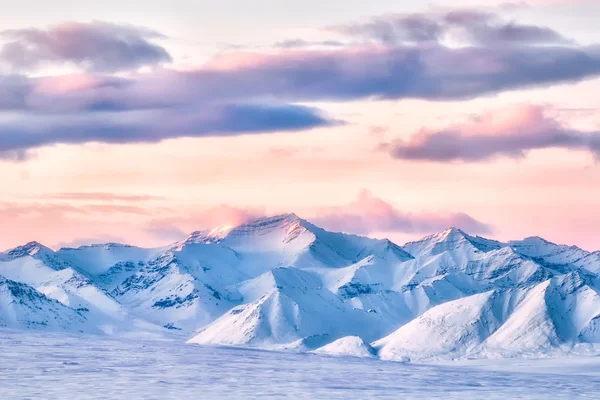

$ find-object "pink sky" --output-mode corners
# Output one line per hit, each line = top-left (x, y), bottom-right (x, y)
(0, 1), (599, 252)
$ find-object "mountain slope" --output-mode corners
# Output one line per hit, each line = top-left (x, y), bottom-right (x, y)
(113, 249), (242, 332)
(403, 228), (504, 259)
(1, 214), (599, 361)
(0, 244), (164, 335)
(188, 267), (377, 346)
(0, 242), (72, 269)
(56, 243), (161, 277)
(375, 270), (600, 361)
(0, 276), (95, 333)
(509, 237), (600, 274)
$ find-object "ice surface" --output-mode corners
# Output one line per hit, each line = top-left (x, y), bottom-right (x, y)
(1, 330), (600, 400)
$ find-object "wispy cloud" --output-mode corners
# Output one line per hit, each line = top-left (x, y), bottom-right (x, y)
(0, 194), (493, 250)
(383, 105), (600, 162)
(313, 190), (493, 235)
(0, 201), (151, 249)
(0, 201), (158, 217)
(0, 199), (261, 249)
(144, 205), (264, 242)
(273, 39), (345, 49)
(44, 192), (164, 202)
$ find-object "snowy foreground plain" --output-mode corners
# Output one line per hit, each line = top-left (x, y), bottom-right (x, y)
(2, 330), (600, 400)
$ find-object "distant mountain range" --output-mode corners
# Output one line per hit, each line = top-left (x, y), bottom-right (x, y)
(1, 214), (599, 361)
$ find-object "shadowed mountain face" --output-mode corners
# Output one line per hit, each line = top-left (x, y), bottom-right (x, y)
(1, 214), (599, 360)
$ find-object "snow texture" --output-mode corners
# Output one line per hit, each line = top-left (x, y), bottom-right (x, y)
(1, 214), (600, 362)
(2, 330), (600, 399)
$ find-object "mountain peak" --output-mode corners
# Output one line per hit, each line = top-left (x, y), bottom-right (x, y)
(184, 224), (236, 244)
(361, 238), (414, 262)
(442, 227), (467, 236)
(437, 227), (470, 242)
(404, 227), (503, 258)
(3, 241), (54, 258)
(239, 213), (302, 229)
(519, 236), (555, 246)
(221, 214), (308, 240)
(413, 227), (468, 244)
(183, 214), (306, 246)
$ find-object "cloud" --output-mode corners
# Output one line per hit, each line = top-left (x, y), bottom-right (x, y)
(267, 145), (324, 158)
(3, 22), (598, 114)
(448, 10), (571, 45)
(1, 9), (600, 158)
(144, 224), (188, 243)
(0, 201), (151, 250)
(268, 147), (301, 158)
(0, 21), (171, 73)
(82, 204), (152, 215)
(0, 103), (336, 160)
(0, 149), (30, 162)
(0, 201), (157, 218)
(333, 13), (443, 44)
(508, 0), (594, 5)
(274, 39), (345, 49)
(44, 192), (164, 202)
(0, 193), (493, 250)
(4, 42), (599, 114)
(313, 190), (493, 235)
(144, 205), (264, 242)
(369, 126), (388, 141)
(383, 105), (600, 162)
(125, 44), (600, 103)
(332, 9), (571, 46)
(0, 200), (262, 250)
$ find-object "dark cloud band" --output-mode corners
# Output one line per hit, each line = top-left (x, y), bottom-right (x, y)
(0, 103), (335, 159)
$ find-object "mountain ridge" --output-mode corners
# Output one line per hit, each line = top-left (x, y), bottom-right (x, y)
(1, 214), (599, 360)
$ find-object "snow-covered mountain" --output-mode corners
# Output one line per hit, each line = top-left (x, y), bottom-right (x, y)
(1, 214), (599, 360)
(0, 276), (96, 333)
(509, 236), (600, 274)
